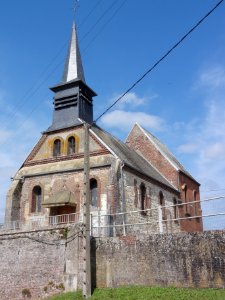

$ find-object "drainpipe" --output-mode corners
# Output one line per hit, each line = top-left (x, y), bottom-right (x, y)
(120, 161), (126, 236)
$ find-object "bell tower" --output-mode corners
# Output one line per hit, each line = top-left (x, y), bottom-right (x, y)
(46, 22), (97, 132)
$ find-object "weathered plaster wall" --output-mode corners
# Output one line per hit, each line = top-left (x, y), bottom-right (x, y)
(5, 155), (113, 223)
(93, 231), (225, 289)
(29, 126), (102, 162)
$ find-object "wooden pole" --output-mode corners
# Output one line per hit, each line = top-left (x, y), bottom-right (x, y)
(83, 122), (91, 299)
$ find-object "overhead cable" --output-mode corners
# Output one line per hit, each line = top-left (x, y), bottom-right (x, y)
(94, 0), (224, 123)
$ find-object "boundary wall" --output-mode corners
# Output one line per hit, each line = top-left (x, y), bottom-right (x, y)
(0, 229), (225, 299)
(93, 231), (225, 289)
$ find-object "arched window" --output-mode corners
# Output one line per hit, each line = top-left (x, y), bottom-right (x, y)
(159, 191), (165, 220)
(134, 179), (138, 208)
(193, 190), (197, 214)
(67, 136), (76, 155)
(193, 190), (200, 222)
(147, 187), (152, 210)
(90, 178), (98, 207)
(31, 186), (42, 213)
(181, 183), (188, 213)
(53, 139), (61, 157)
(173, 197), (178, 222)
(140, 183), (146, 215)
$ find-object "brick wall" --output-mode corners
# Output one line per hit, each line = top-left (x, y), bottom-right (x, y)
(126, 124), (203, 232)
(126, 124), (178, 188)
(179, 172), (203, 232)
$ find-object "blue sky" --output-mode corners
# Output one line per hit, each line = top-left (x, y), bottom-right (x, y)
(0, 0), (225, 226)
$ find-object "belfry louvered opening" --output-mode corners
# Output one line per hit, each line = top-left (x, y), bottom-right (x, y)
(54, 94), (78, 110)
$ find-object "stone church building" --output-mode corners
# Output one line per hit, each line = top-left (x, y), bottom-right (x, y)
(5, 22), (203, 235)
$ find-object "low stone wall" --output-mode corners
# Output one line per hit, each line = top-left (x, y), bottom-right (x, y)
(93, 231), (225, 289)
(0, 229), (225, 299)
(0, 225), (81, 300)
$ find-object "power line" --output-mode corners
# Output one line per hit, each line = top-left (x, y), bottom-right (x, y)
(0, 229), (82, 245)
(1, 0), (113, 130)
(201, 188), (225, 193)
(82, 0), (128, 54)
(0, 0), (125, 137)
(80, 0), (119, 42)
(94, 0), (224, 123)
(0, 0), (127, 143)
(77, 0), (103, 28)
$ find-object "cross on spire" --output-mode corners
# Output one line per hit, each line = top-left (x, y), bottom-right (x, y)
(73, 0), (80, 21)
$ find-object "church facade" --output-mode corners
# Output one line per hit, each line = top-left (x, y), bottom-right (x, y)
(4, 23), (202, 235)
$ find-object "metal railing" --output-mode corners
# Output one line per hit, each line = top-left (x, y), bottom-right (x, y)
(0, 212), (81, 232)
(1, 196), (225, 235)
(90, 196), (225, 236)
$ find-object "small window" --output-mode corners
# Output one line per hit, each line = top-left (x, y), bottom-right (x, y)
(182, 183), (188, 213)
(159, 191), (166, 220)
(147, 187), (152, 209)
(193, 190), (197, 214)
(173, 197), (178, 222)
(31, 186), (42, 213)
(67, 136), (76, 155)
(193, 190), (200, 222)
(140, 183), (146, 215)
(53, 139), (61, 157)
(134, 179), (138, 208)
(90, 178), (98, 207)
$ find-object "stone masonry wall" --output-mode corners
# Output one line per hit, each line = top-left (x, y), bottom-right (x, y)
(0, 225), (81, 300)
(93, 231), (225, 289)
(1, 228), (225, 299)
(123, 170), (180, 234)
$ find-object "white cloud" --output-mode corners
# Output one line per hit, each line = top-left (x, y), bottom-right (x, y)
(0, 129), (12, 143)
(199, 66), (225, 89)
(0, 101), (45, 223)
(204, 142), (225, 159)
(176, 66), (225, 198)
(100, 91), (163, 133)
(109, 92), (158, 110)
(101, 109), (165, 132)
(177, 143), (199, 154)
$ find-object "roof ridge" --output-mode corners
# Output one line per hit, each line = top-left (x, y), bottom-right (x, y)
(138, 124), (196, 181)
(91, 124), (178, 191)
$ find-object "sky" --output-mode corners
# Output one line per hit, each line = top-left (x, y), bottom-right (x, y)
(0, 0), (225, 227)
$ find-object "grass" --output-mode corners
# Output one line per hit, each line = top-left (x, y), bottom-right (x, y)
(47, 286), (225, 300)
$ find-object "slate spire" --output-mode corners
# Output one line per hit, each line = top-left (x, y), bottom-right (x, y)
(62, 22), (85, 83)
(46, 21), (97, 132)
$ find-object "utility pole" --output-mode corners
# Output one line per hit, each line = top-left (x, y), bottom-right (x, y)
(83, 122), (91, 299)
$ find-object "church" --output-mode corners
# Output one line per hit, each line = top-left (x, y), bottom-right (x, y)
(4, 22), (203, 235)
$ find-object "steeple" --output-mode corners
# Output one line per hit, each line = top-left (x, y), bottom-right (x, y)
(46, 22), (97, 132)
(62, 22), (85, 83)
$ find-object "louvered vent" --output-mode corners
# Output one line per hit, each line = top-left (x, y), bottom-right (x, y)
(54, 94), (78, 110)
